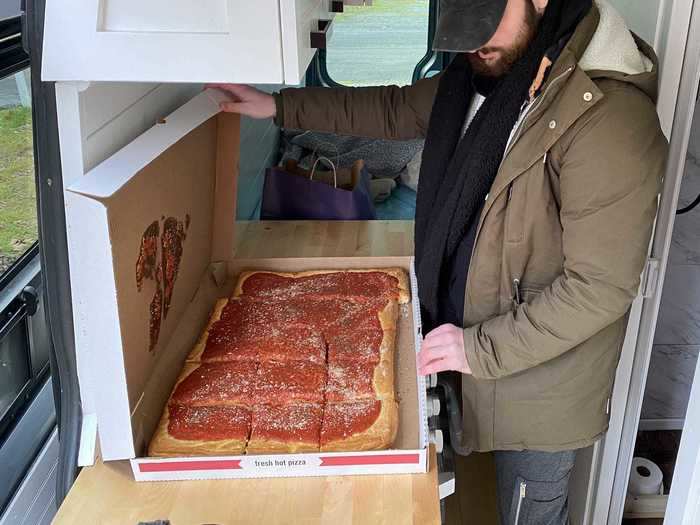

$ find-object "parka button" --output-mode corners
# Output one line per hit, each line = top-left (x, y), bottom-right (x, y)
(583, 91), (593, 102)
(548, 120), (557, 129)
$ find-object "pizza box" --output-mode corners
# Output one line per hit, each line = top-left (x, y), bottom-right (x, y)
(64, 90), (429, 481)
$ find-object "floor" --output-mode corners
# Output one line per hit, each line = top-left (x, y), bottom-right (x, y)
(443, 433), (681, 524)
(444, 452), (499, 525)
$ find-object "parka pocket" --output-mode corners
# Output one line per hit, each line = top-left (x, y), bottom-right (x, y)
(505, 181), (524, 244)
(511, 280), (543, 311)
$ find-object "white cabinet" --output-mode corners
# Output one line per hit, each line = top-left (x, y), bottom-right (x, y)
(42, 0), (338, 84)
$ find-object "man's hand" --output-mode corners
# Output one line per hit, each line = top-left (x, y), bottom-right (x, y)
(417, 324), (472, 375)
(205, 84), (276, 119)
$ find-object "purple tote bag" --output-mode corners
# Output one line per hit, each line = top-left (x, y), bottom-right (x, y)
(261, 157), (376, 220)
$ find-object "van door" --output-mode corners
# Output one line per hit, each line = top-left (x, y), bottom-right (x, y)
(0, 1), (60, 523)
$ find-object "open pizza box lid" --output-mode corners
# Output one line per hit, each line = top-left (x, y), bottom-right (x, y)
(65, 90), (429, 480)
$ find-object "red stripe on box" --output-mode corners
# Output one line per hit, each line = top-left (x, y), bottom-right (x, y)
(138, 459), (242, 472)
(320, 453), (420, 466)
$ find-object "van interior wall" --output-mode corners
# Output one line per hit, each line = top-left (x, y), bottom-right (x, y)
(77, 81), (281, 221)
(642, 94), (700, 428)
(236, 85), (281, 220)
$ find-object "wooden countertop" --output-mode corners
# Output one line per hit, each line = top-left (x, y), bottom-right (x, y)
(54, 221), (437, 525)
(53, 447), (440, 525)
(234, 220), (414, 258)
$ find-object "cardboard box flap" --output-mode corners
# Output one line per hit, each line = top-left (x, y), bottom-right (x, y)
(66, 90), (229, 200)
(65, 91), (240, 459)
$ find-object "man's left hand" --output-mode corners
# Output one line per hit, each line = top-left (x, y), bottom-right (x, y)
(417, 324), (472, 375)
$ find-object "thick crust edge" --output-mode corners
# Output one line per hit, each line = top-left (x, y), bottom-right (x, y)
(245, 439), (319, 454)
(186, 298), (229, 362)
(320, 399), (399, 452)
(373, 354), (395, 400)
(378, 299), (398, 332)
(233, 268), (410, 304)
(147, 405), (247, 457)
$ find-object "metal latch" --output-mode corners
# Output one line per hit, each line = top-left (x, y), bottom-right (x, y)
(641, 258), (660, 298)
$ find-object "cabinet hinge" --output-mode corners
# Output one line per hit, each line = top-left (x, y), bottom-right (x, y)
(641, 258), (661, 298)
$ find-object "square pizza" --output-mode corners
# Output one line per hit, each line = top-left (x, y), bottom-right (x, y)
(170, 361), (258, 407)
(320, 399), (398, 452)
(247, 403), (323, 453)
(148, 404), (251, 457)
(234, 269), (410, 304)
(149, 268), (407, 457)
(325, 360), (394, 402)
(254, 360), (327, 404)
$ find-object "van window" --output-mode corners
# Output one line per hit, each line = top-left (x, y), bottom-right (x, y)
(324, 0), (430, 86)
(0, 69), (36, 279)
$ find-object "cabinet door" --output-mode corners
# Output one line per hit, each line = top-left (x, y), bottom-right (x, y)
(42, 0), (284, 83)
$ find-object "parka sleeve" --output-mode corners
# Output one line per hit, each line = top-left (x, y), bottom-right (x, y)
(274, 75), (440, 140)
(463, 82), (667, 380)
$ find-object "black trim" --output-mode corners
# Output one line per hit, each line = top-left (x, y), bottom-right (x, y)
(411, 0), (449, 83)
(26, 0), (81, 506)
(0, 244), (39, 292)
(677, 192), (700, 214)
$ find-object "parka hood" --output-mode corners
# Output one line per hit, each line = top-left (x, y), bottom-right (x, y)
(578, 0), (659, 101)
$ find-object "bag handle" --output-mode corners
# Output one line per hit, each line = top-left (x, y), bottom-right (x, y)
(310, 156), (338, 188)
(311, 142), (340, 167)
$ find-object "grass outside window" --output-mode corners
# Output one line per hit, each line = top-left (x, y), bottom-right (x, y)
(0, 70), (36, 275)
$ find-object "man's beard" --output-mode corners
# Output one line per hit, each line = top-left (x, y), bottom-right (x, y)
(466, 2), (540, 78)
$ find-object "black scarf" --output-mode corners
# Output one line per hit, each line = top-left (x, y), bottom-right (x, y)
(415, 0), (590, 332)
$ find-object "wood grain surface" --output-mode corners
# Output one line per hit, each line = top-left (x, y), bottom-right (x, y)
(234, 221), (414, 258)
(53, 447), (439, 525)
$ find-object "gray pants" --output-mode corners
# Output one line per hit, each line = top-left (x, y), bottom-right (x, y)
(494, 450), (576, 525)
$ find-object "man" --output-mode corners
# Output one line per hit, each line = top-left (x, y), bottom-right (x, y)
(211, 0), (666, 522)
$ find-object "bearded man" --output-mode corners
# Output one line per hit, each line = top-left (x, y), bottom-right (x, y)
(210, 0), (667, 522)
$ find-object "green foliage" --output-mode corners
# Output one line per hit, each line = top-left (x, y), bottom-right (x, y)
(0, 105), (36, 270)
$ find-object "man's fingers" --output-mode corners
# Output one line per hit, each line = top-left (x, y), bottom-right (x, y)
(417, 346), (451, 367)
(425, 324), (456, 338)
(419, 358), (458, 376)
(219, 101), (241, 113)
(422, 332), (455, 348)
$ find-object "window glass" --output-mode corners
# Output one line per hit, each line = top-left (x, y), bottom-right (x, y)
(0, 0), (21, 22)
(0, 69), (36, 277)
(325, 0), (429, 86)
(0, 316), (30, 423)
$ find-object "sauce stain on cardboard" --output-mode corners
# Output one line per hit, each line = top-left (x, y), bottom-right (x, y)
(136, 214), (190, 352)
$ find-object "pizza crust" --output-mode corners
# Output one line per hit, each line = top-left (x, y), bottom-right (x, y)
(245, 439), (319, 454)
(374, 354), (395, 400)
(233, 268), (410, 304)
(186, 298), (228, 362)
(147, 405), (248, 457)
(378, 299), (398, 332)
(320, 399), (399, 452)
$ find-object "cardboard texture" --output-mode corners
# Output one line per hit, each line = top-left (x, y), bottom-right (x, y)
(66, 91), (428, 480)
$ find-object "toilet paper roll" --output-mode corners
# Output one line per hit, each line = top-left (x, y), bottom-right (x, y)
(628, 457), (664, 496)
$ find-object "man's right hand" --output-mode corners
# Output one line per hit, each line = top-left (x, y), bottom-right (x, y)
(205, 84), (276, 119)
